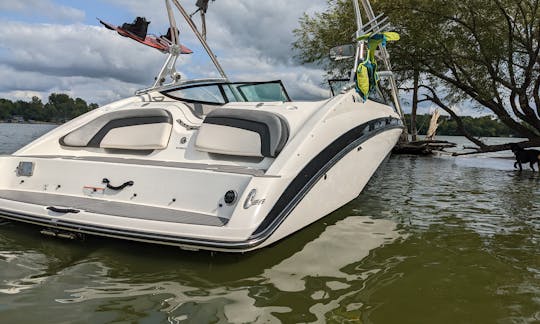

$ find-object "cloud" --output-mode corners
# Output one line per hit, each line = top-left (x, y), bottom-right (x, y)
(179, 0), (330, 99)
(215, 51), (328, 100)
(0, 0), (332, 104)
(207, 0), (327, 63)
(0, 0), (85, 22)
(0, 66), (145, 105)
(0, 21), (166, 84)
(107, 0), (327, 63)
(103, 1), (330, 75)
(0, 20), (165, 105)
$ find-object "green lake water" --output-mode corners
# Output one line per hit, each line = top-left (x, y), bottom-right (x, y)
(0, 124), (539, 323)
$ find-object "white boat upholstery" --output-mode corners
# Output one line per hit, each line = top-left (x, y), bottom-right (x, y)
(195, 109), (289, 158)
(60, 109), (173, 150)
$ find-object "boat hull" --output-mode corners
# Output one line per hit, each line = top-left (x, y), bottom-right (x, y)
(257, 127), (402, 250)
(0, 86), (403, 252)
(0, 126), (401, 252)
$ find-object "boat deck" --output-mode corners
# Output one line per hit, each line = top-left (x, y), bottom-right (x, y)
(16, 155), (269, 177)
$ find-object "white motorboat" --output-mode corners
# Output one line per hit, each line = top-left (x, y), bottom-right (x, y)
(0, 0), (404, 252)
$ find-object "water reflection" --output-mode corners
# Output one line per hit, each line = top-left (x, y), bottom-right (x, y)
(263, 216), (401, 292)
(47, 216), (400, 323)
(0, 223), (95, 296)
(0, 250), (49, 295)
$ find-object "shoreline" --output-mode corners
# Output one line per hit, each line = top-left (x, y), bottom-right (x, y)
(0, 121), (59, 125)
(0, 122), (519, 138)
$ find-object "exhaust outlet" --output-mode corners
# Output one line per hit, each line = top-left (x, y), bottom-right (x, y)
(40, 228), (84, 241)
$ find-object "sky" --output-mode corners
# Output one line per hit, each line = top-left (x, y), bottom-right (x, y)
(0, 0), (333, 105)
(0, 0), (480, 116)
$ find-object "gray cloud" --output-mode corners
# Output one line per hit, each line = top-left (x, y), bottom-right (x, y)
(0, 0), (85, 22)
(107, 0), (327, 63)
(104, 2), (329, 65)
(207, 0), (327, 63)
(0, 65), (146, 105)
(0, 21), (168, 84)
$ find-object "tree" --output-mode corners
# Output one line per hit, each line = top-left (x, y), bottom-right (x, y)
(293, 0), (540, 152)
(73, 98), (90, 119)
(0, 93), (98, 123)
(0, 99), (15, 120)
(404, 114), (519, 137)
(26, 96), (45, 121)
(293, 0), (356, 80)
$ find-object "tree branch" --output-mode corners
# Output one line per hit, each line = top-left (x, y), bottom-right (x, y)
(422, 65), (539, 138)
(452, 138), (540, 156)
(420, 85), (488, 148)
(534, 76), (540, 118)
(494, 0), (518, 87)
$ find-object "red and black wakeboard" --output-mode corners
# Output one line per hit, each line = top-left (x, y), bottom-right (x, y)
(98, 18), (193, 55)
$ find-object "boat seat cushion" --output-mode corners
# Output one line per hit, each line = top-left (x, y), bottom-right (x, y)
(60, 109), (173, 150)
(195, 109), (289, 158)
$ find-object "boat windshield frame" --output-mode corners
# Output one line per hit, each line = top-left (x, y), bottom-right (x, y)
(160, 80), (292, 105)
(328, 78), (388, 105)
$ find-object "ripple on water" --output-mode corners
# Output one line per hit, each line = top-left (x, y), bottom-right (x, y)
(1, 130), (540, 323)
(0, 123), (55, 154)
(0, 250), (50, 295)
(262, 216), (402, 293)
(56, 264), (291, 323)
(43, 217), (402, 323)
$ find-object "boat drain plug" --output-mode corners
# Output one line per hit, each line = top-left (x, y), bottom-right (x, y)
(224, 190), (237, 205)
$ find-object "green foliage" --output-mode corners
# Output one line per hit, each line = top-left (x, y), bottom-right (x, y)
(0, 93), (99, 123)
(292, 0), (357, 79)
(405, 114), (520, 137)
(293, 0), (540, 140)
(381, 0), (540, 138)
(0, 99), (15, 121)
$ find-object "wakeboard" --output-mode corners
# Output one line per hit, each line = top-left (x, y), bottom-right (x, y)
(98, 18), (193, 55)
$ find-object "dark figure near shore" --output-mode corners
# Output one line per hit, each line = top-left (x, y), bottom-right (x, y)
(510, 143), (540, 171)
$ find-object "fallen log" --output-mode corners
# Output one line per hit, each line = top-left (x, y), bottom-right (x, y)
(452, 139), (540, 156)
(393, 140), (457, 155)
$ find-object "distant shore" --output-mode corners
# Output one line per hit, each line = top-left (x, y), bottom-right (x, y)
(0, 120), (59, 125)
(0, 120), (518, 139)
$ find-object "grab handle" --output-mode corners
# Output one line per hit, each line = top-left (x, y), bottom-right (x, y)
(102, 178), (134, 191)
(47, 206), (80, 214)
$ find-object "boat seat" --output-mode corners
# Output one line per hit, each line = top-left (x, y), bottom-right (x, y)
(195, 109), (289, 158)
(60, 109), (173, 150)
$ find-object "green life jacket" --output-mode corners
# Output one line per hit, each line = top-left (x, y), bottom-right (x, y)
(355, 32), (399, 102)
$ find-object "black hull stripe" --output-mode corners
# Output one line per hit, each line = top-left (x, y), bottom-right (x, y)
(250, 117), (402, 238)
(88, 115), (172, 147)
(0, 118), (402, 251)
(59, 115), (172, 148)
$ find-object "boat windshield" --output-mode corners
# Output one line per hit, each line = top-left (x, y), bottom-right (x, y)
(328, 78), (388, 104)
(328, 79), (352, 96)
(162, 81), (291, 105)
